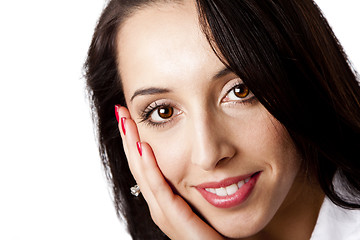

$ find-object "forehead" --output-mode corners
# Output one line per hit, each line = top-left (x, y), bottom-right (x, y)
(116, 1), (225, 100)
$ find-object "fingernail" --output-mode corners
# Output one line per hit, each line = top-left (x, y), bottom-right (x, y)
(136, 142), (142, 156)
(121, 117), (126, 135)
(115, 105), (120, 122)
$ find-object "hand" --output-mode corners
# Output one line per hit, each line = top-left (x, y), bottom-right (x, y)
(116, 106), (224, 240)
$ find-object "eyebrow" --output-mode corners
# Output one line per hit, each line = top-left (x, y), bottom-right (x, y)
(130, 67), (232, 102)
(212, 67), (232, 80)
(130, 87), (171, 102)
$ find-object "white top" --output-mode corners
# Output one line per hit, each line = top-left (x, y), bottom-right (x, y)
(310, 197), (360, 240)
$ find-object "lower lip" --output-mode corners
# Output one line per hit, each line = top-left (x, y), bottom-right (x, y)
(196, 172), (261, 209)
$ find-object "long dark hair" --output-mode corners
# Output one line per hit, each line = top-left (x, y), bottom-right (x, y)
(84, 0), (360, 239)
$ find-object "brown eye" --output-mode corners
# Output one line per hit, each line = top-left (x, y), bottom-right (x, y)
(157, 106), (173, 119)
(234, 84), (249, 98)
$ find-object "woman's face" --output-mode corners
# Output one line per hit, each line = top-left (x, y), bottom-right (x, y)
(117, 1), (302, 238)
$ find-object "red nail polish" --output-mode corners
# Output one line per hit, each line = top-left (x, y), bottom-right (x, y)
(121, 117), (126, 135)
(115, 105), (120, 122)
(137, 142), (142, 156)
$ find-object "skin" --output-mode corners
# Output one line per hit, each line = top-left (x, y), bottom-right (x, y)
(115, 1), (324, 239)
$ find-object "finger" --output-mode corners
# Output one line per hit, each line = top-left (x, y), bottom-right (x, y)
(115, 106), (162, 210)
(120, 117), (142, 175)
(116, 109), (154, 196)
(140, 142), (190, 219)
(115, 105), (132, 156)
(139, 142), (174, 200)
(116, 107), (156, 205)
(139, 143), (223, 239)
(115, 106), (222, 239)
(115, 105), (131, 136)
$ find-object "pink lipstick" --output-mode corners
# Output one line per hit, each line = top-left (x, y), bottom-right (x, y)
(196, 172), (261, 208)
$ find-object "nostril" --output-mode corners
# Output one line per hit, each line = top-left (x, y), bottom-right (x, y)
(214, 156), (232, 168)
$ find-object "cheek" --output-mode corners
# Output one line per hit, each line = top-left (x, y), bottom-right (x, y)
(259, 119), (302, 194)
(268, 125), (301, 174)
(241, 112), (302, 192)
(140, 129), (189, 187)
(249, 113), (300, 170)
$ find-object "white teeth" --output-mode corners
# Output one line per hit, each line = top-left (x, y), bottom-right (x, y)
(204, 178), (251, 196)
(205, 188), (216, 194)
(215, 187), (227, 197)
(225, 184), (238, 195)
(237, 180), (245, 188)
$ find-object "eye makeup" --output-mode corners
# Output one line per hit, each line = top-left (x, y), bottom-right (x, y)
(221, 80), (256, 105)
(138, 100), (182, 128)
(137, 80), (257, 128)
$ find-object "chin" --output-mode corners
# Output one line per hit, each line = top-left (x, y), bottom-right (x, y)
(207, 214), (268, 239)
(217, 227), (259, 239)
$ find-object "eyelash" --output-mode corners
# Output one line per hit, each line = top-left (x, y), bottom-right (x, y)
(139, 102), (174, 127)
(223, 82), (255, 105)
(139, 82), (255, 127)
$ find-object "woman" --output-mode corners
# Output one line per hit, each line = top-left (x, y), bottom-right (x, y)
(85, 0), (360, 239)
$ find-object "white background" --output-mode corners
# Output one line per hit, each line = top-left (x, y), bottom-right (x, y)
(0, 1), (358, 239)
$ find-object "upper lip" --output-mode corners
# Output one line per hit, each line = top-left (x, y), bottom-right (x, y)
(195, 172), (258, 189)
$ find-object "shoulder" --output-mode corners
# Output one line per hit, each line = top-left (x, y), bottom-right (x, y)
(311, 197), (360, 240)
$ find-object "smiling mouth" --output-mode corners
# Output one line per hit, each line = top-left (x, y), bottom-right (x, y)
(204, 176), (251, 196)
(196, 172), (261, 208)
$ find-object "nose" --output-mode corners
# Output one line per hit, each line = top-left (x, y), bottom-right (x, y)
(189, 111), (236, 171)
